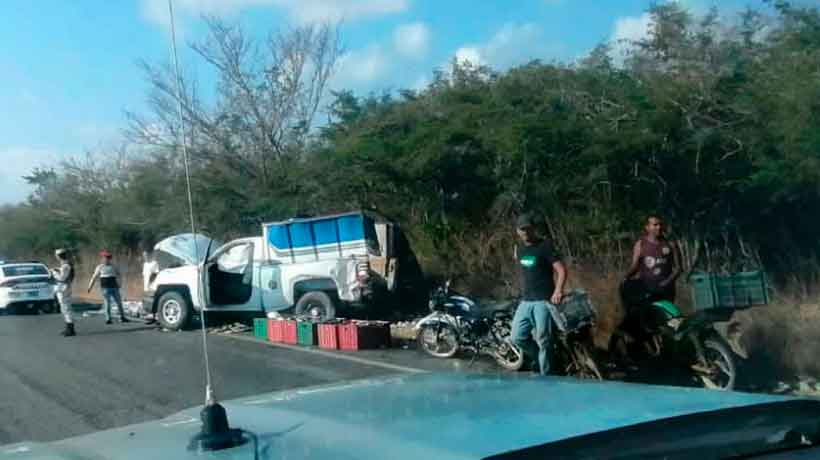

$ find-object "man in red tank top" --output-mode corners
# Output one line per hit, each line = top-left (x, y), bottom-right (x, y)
(624, 215), (681, 301)
(618, 216), (682, 355)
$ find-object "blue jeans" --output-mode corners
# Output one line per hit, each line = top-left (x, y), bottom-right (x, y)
(101, 288), (124, 321)
(511, 300), (553, 375)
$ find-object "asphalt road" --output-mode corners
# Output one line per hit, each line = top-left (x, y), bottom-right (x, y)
(0, 310), (504, 446)
(0, 314), (399, 445)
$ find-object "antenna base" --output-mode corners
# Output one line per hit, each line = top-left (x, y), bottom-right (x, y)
(187, 402), (247, 452)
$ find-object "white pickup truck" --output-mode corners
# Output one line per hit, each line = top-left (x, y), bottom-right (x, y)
(143, 211), (421, 330)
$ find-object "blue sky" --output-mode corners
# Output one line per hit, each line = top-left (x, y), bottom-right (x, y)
(0, 0), (782, 204)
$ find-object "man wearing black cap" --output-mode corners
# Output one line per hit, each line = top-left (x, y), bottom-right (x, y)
(512, 213), (567, 375)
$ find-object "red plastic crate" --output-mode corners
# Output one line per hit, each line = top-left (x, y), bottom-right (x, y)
(267, 319), (284, 343)
(318, 323), (339, 349)
(338, 322), (390, 350)
(282, 320), (298, 345)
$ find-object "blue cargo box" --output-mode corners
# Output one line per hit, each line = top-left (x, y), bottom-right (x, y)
(263, 212), (380, 263)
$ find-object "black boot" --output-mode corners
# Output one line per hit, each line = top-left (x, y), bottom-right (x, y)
(61, 323), (76, 337)
(120, 316), (130, 323)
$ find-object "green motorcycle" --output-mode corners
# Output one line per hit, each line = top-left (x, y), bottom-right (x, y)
(612, 280), (738, 390)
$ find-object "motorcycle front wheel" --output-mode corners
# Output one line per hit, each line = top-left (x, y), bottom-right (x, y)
(569, 342), (604, 380)
(694, 338), (737, 390)
(418, 323), (460, 358)
(493, 340), (525, 371)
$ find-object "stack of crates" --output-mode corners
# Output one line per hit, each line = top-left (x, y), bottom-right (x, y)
(253, 318), (268, 339)
(266, 317), (393, 351)
(690, 270), (770, 310)
(338, 320), (391, 351)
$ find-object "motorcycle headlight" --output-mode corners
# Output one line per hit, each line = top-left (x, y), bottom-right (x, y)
(667, 318), (683, 331)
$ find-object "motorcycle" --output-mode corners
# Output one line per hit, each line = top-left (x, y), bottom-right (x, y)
(415, 282), (602, 379)
(545, 290), (603, 380)
(415, 281), (524, 370)
(611, 279), (738, 390)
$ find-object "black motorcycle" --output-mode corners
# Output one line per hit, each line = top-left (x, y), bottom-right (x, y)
(415, 281), (524, 370)
(416, 283), (602, 379)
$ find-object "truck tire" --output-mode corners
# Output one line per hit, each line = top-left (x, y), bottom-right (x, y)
(157, 291), (191, 330)
(294, 291), (336, 320)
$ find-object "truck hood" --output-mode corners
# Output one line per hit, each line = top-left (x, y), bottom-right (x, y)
(154, 233), (221, 266)
(0, 373), (799, 460)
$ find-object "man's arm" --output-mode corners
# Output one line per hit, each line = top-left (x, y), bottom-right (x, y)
(53, 264), (71, 282)
(661, 241), (683, 287)
(87, 266), (100, 292)
(624, 240), (642, 281)
(551, 261), (567, 305)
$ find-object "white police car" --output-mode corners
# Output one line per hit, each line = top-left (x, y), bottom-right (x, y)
(0, 261), (57, 315)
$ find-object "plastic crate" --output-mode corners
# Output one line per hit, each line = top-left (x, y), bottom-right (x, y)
(549, 289), (596, 333)
(297, 321), (318, 346)
(690, 271), (770, 310)
(338, 321), (391, 350)
(267, 319), (285, 343)
(690, 273), (719, 310)
(716, 271), (770, 308)
(282, 320), (298, 345)
(253, 318), (268, 339)
(318, 323), (339, 349)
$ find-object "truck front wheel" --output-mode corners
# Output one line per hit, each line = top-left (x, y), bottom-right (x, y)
(294, 291), (337, 320)
(157, 291), (191, 330)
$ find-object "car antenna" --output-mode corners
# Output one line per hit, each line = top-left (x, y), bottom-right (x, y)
(166, 0), (245, 451)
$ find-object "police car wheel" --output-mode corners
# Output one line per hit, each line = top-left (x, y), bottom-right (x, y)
(40, 300), (57, 314)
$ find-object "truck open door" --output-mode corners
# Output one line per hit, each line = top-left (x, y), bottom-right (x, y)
(198, 237), (215, 310)
(201, 240), (260, 311)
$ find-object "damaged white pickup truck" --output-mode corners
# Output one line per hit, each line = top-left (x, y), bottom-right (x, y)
(143, 211), (422, 330)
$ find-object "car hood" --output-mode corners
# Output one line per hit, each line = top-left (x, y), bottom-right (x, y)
(153, 233), (221, 266)
(0, 373), (795, 460)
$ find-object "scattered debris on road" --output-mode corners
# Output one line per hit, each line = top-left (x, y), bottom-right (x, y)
(123, 301), (143, 318)
(208, 322), (252, 334)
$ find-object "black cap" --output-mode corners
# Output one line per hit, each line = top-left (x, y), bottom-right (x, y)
(516, 214), (536, 229)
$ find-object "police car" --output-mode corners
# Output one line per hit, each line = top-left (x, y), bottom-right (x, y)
(0, 261), (58, 314)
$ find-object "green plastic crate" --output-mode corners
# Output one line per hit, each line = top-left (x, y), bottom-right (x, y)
(690, 271), (770, 310)
(253, 318), (268, 339)
(690, 273), (719, 310)
(716, 271), (770, 308)
(297, 321), (318, 346)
